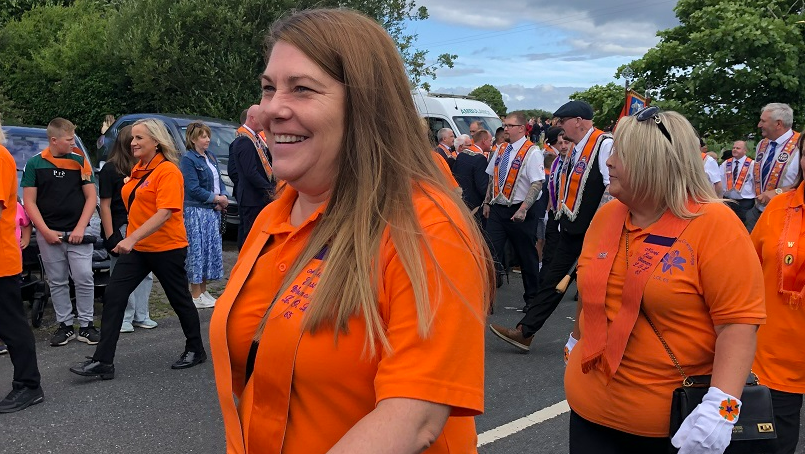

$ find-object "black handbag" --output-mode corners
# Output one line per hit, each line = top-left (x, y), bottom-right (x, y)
(219, 207), (227, 235)
(641, 310), (777, 454)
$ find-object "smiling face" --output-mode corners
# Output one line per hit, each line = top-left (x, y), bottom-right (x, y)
(259, 41), (345, 194)
(130, 124), (159, 164)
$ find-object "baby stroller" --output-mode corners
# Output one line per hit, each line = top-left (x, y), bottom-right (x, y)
(21, 214), (111, 328)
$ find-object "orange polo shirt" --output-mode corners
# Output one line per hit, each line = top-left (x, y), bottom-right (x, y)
(0, 145), (22, 277)
(121, 155), (187, 252)
(210, 185), (486, 454)
(565, 202), (765, 437)
(751, 182), (805, 394)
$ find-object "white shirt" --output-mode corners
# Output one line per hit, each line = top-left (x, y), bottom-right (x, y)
(703, 155), (722, 185)
(720, 156), (755, 200)
(571, 128), (612, 186)
(486, 135), (545, 204)
(757, 129), (801, 188)
(203, 153), (221, 196)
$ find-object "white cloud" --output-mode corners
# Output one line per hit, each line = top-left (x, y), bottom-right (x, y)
(432, 84), (588, 112)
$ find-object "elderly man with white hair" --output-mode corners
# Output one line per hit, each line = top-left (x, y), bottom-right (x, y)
(745, 103), (802, 231)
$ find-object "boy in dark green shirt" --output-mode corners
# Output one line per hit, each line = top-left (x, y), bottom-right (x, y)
(21, 118), (100, 347)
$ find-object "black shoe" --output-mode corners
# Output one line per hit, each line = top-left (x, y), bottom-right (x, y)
(77, 323), (101, 345)
(69, 357), (115, 380)
(171, 351), (207, 370)
(50, 323), (76, 347)
(0, 384), (44, 413)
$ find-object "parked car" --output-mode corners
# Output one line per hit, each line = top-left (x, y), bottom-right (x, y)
(97, 113), (240, 227)
(3, 125), (111, 326)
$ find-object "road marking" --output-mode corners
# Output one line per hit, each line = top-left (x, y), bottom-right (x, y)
(477, 400), (570, 446)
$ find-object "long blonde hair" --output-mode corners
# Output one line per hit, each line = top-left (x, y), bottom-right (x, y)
(614, 111), (720, 218)
(132, 118), (180, 166)
(258, 8), (494, 354)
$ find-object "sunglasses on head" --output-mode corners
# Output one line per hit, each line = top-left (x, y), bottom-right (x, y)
(634, 106), (672, 144)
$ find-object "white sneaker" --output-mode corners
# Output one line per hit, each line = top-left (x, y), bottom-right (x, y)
(193, 295), (214, 309)
(201, 291), (217, 306)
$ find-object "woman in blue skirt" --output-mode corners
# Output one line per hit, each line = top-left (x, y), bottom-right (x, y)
(180, 122), (228, 308)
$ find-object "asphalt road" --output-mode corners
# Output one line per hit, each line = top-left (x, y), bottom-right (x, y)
(1, 273), (803, 453)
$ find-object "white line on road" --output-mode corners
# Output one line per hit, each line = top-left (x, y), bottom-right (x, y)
(477, 400), (570, 446)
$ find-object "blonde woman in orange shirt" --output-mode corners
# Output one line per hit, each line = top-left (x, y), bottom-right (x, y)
(565, 108), (765, 454)
(750, 136), (805, 454)
(209, 9), (493, 454)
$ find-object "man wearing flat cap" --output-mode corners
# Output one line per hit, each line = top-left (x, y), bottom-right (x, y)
(490, 100), (613, 354)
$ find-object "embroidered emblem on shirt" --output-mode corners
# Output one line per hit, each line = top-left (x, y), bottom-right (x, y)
(597, 252), (608, 259)
(660, 250), (686, 273)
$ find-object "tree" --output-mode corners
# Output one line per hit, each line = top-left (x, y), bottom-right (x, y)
(0, 0), (455, 142)
(468, 84), (506, 116)
(521, 108), (554, 120)
(624, 0), (805, 140)
(569, 83), (625, 130)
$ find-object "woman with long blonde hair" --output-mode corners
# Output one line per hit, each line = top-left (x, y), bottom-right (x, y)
(70, 118), (206, 379)
(209, 8), (494, 453)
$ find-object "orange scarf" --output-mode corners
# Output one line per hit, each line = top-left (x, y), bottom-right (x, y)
(754, 132), (800, 195)
(777, 183), (805, 309)
(558, 129), (608, 221)
(580, 201), (698, 379)
(41, 147), (92, 181)
(492, 140), (534, 203)
(437, 143), (457, 159)
(725, 157), (753, 192)
(237, 126), (273, 179)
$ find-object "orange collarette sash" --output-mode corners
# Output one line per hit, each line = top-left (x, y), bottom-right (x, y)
(237, 126), (273, 180)
(492, 140), (534, 204)
(725, 157), (753, 192)
(580, 201), (697, 379)
(778, 184), (805, 309)
(41, 147), (92, 181)
(438, 143), (457, 159)
(558, 129), (608, 221)
(701, 153), (707, 161)
(466, 144), (488, 159)
(754, 132), (800, 196)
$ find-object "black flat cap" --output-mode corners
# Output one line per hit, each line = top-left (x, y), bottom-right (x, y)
(553, 100), (594, 120)
(545, 126), (564, 146)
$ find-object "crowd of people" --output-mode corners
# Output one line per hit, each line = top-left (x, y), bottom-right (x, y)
(0, 6), (803, 454)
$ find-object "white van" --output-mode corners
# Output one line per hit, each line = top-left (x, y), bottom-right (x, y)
(411, 89), (503, 144)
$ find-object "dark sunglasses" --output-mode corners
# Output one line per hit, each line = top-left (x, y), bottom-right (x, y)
(634, 106), (672, 144)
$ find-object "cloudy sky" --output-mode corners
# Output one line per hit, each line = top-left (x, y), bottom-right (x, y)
(405, 0), (680, 111)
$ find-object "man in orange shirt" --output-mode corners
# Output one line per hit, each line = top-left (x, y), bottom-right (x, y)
(0, 125), (44, 413)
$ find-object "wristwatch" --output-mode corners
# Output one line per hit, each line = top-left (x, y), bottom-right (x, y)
(775, 188), (783, 195)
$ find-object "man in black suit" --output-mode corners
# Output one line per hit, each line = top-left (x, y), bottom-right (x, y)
(228, 105), (276, 249)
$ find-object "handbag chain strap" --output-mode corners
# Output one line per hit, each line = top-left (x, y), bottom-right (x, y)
(626, 230), (692, 386)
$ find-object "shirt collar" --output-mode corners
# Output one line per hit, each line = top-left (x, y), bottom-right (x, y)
(574, 128), (595, 155)
(770, 129), (793, 145)
(242, 124), (257, 137)
(510, 135), (527, 150)
(262, 186), (328, 235)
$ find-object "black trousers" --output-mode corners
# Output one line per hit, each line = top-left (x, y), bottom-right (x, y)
(238, 205), (264, 250)
(518, 229), (584, 337)
(570, 410), (672, 454)
(726, 198), (755, 227)
(0, 275), (41, 389)
(770, 388), (802, 454)
(486, 203), (540, 304)
(541, 214), (561, 274)
(93, 248), (204, 364)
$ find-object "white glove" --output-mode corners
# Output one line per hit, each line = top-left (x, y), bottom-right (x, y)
(671, 386), (741, 454)
(564, 333), (578, 366)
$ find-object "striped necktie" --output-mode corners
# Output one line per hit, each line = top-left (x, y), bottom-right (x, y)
(761, 142), (777, 188)
(732, 160), (740, 184)
(498, 144), (513, 188)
